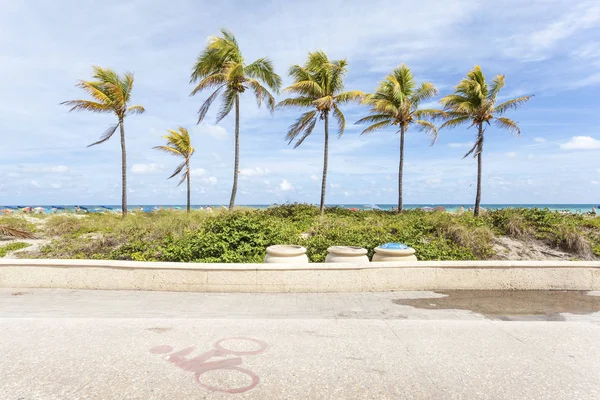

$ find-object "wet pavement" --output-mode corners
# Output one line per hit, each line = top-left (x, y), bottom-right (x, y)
(392, 290), (600, 321)
(1, 289), (599, 399)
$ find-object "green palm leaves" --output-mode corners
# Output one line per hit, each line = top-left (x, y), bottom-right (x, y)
(61, 66), (145, 217)
(154, 128), (195, 185)
(439, 65), (532, 216)
(278, 51), (364, 214)
(279, 51), (364, 147)
(356, 65), (439, 212)
(190, 29), (282, 210)
(62, 66), (145, 147)
(154, 128), (195, 212)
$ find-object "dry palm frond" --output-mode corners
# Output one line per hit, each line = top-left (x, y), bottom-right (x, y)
(0, 225), (35, 239)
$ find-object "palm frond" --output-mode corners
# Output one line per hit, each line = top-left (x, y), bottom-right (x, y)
(494, 95), (533, 115)
(61, 100), (112, 114)
(355, 114), (393, 125)
(361, 120), (393, 135)
(197, 85), (225, 123)
(291, 117), (318, 148)
(410, 82), (438, 106)
(246, 79), (276, 112)
(276, 97), (314, 110)
(494, 117), (521, 137)
(285, 110), (317, 145)
(414, 120), (438, 145)
(126, 105), (145, 115)
(488, 74), (505, 101)
(332, 105), (346, 137)
(76, 81), (113, 105)
(190, 73), (227, 96)
(177, 169), (189, 186)
(87, 123), (120, 147)
(245, 57), (282, 92)
(153, 145), (183, 157)
(439, 116), (471, 130)
(168, 161), (186, 179)
(463, 135), (483, 159)
(0, 225), (35, 239)
(288, 65), (313, 83)
(413, 108), (447, 120)
(216, 88), (236, 123)
(335, 90), (364, 104)
(283, 80), (323, 98)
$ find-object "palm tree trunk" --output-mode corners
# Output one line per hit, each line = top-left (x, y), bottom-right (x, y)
(398, 126), (405, 213)
(320, 112), (329, 216)
(119, 118), (127, 218)
(186, 161), (191, 213)
(228, 94), (240, 211)
(474, 123), (483, 217)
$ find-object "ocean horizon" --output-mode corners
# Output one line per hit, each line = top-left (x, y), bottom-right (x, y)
(3, 203), (599, 214)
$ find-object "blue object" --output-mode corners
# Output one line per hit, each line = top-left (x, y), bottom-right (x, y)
(380, 242), (409, 249)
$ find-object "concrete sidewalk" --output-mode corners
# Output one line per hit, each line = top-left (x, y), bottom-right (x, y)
(1, 289), (599, 399)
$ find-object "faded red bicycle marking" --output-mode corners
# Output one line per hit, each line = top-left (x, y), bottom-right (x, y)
(150, 337), (268, 394)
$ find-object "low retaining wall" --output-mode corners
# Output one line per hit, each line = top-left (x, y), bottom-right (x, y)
(1, 259), (599, 292)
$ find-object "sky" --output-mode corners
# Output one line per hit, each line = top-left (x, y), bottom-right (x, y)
(1, 0), (599, 206)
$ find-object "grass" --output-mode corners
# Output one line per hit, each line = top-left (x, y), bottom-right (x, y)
(0, 242), (32, 257)
(10, 204), (600, 262)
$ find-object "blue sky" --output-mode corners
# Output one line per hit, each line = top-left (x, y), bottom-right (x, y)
(1, 0), (599, 205)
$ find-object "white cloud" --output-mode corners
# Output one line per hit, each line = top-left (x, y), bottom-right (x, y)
(279, 179), (293, 191)
(534, 137), (546, 143)
(202, 176), (217, 185)
(448, 142), (473, 148)
(190, 168), (206, 176)
(197, 123), (228, 140)
(330, 183), (340, 188)
(239, 167), (270, 176)
(506, 152), (517, 158)
(131, 163), (163, 174)
(426, 178), (442, 184)
(560, 136), (600, 150)
(45, 165), (69, 173)
(592, 180), (600, 185)
(310, 175), (320, 181)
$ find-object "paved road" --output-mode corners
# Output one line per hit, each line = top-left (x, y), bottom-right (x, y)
(1, 289), (599, 399)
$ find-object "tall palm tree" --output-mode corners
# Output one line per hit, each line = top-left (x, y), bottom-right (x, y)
(278, 51), (364, 215)
(439, 65), (532, 216)
(154, 127), (195, 212)
(190, 29), (281, 211)
(356, 65), (439, 213)
(61, 66), (145, 217)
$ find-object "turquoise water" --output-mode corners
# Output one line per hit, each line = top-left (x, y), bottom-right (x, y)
(3, 204), (598, 214)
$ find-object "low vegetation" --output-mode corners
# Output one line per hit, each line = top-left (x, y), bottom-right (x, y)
(0, 242), (32, 257)
(2, 205), (598, 262)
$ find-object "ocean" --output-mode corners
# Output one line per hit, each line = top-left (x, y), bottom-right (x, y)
(3, 204), (599, 214)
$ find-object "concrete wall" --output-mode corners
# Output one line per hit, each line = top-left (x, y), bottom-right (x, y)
(1, 259), (599, 292)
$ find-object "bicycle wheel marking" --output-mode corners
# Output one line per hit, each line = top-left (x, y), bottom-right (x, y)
(149, 337), (267, 394)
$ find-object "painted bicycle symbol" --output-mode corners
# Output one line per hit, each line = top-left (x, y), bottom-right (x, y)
(149, 337), (268, 394)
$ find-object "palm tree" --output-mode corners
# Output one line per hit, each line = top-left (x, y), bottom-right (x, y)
(278, 51), (364, 215)
(61, 66), (145, 217)
(190, 29), (281, 211)
(154, 127), (195, 212)
(356, 65), (439, 213)
(439, 65), (532, 216)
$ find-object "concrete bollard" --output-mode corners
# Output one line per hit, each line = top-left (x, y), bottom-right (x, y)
(325, 246), (369, 264)
(264, 245), (309, 264)
(372, 243), (417, 262)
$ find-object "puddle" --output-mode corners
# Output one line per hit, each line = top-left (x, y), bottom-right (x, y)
(392, 291), (600, 321)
